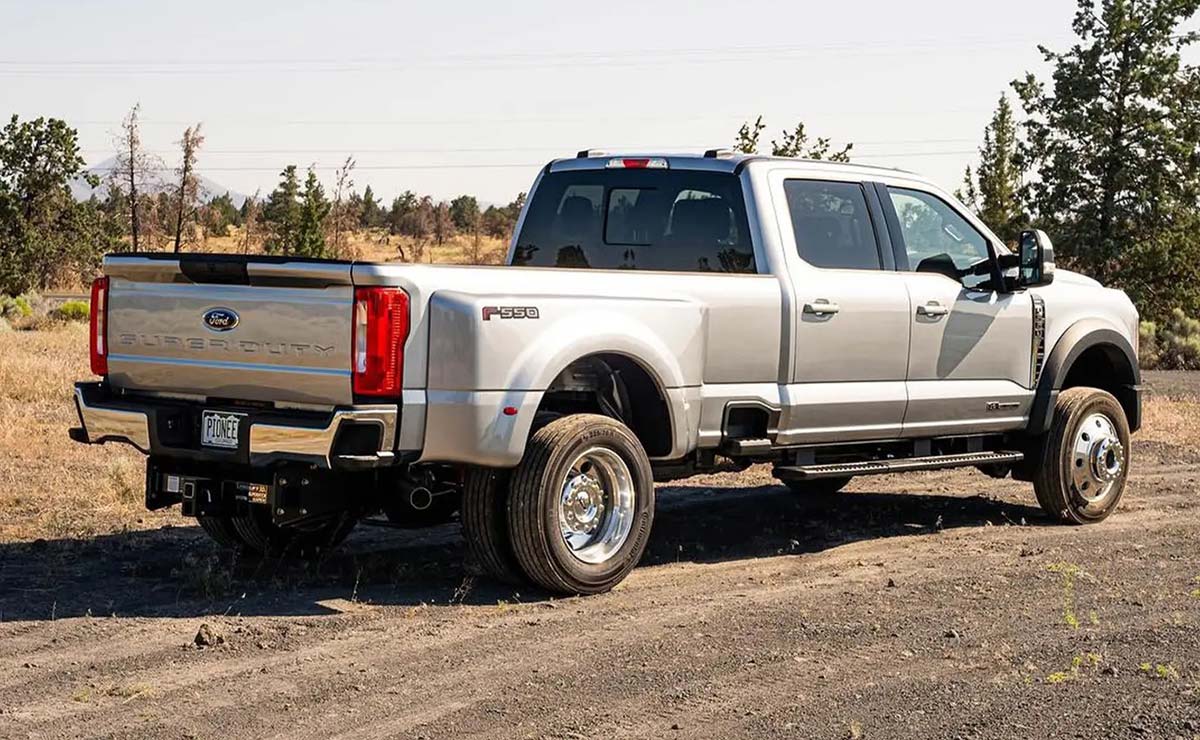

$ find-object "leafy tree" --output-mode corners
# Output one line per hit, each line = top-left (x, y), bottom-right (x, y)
(734, 116), (853, 161)
(1013, 0), (1200, 320)
(172, 123), (204, 253)
(481, 193), (526, 241)
(449, 194), (480, 232)
(0, 115), (117, 293)
(296, 167), (329, 258)
(261, 165), (301, 255)
(433, 200), (455, 245)
(960, 95), (1025, 243)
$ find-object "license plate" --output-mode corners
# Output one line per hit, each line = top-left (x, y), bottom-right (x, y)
(201, 411), (245, 450)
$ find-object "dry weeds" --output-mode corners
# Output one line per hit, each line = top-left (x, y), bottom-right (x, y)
(0, 323), (182, 542)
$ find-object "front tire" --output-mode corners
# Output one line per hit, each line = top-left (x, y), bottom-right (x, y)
(507, 414), (655, 595)
(1032, 387), (1130, 524)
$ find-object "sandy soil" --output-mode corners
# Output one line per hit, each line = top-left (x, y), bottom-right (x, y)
(1, 373), (1198, 739)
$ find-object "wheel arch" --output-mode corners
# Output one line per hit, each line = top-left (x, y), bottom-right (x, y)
(1028, 321), (1141, 434)
(536, 351), (676, 459)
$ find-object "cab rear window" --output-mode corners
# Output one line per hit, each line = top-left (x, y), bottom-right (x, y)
(512, 170), (756, 273)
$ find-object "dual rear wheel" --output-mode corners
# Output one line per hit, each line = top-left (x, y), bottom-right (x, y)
(197, 509), (356, 558)
(463, 414), (656, 595)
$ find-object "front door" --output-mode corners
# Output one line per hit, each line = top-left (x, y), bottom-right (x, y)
(879, 185), (1034, 437)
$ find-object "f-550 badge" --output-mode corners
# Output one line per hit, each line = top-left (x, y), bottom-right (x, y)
(482, 306), (540, 321)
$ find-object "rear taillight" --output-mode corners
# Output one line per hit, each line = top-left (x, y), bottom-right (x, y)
(351, 287), (409, 398)
(89, 277), (109, 376)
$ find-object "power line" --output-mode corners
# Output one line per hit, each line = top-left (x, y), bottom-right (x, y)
(77, 138), (979, 156)
(83, 149), (982, 174)
(0, 37), (1070, 74)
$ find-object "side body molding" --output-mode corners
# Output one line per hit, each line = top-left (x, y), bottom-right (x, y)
(1028, 320), (1141, 434)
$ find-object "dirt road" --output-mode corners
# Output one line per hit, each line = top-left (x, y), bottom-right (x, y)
(2, 375), (1199, 739)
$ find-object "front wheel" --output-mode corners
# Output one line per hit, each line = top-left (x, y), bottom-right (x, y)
(1032, 387), (1131, 524)
(507, 414), (655, 595)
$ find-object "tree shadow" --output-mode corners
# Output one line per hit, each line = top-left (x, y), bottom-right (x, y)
(0, 483), (1045, 623)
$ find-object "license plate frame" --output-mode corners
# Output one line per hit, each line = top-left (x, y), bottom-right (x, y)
(201, 410), (246, 450)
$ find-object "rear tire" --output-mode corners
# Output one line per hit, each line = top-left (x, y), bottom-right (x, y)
(197, 514), (242, 549)
(1032, 387), (1130, 524)
(507, 414), (655, 595)
(780, 476), (852, 496)
(461, 467), (524, 585)
(230, 508), (357, 557)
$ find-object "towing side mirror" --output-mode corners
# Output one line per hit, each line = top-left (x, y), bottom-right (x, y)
(1018, 229), (1055, 287)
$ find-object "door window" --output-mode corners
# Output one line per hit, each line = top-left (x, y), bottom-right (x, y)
(783, 180), (882, 270)
(887, 187), (990, 285)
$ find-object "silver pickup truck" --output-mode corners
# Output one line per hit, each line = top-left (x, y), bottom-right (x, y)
(71, 151), (1142, 595)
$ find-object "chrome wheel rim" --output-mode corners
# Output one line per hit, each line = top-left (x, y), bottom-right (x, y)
(558, 446), (635, 564)
(1071, 412), (1125, 504)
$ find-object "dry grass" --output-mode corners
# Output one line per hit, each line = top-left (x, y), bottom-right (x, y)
(193, 227), (509, 266)
(0, 323), (182, 542)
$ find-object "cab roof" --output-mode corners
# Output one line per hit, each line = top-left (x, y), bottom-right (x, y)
(547, 150), (922, 182)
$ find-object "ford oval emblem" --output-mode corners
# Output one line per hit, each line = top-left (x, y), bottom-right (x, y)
(202, 307), (240, 332)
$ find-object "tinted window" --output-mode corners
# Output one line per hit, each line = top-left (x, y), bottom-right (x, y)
(512, 170), (755, 273)
(784, 180), (881, 270)
(888, 187), (989, 281)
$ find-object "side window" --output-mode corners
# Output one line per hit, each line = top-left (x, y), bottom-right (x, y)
(887, 188), (990, 283)
(784, 180), (882, 270)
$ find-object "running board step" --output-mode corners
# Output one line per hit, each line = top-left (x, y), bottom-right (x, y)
(775, 451), (1024, 480)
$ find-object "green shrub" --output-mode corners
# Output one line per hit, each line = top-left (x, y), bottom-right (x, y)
(0, 294), (33, 322)
(1144, 309), (1200, 370)
(51, 300), (90, 323)
(1138, 321), (1160, 369)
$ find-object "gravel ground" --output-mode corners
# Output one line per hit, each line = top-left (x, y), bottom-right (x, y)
(0, 373), (1198, 739)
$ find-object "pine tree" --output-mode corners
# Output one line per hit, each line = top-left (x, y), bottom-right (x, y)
(296, 167), (329, 258)
(359, 184), (381, 228)
(261, 165), (301, 255)
(1014, 0), (1200, 319)
(961, 95), (1025, 243)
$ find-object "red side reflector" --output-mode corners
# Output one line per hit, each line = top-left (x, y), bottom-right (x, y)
(352, 287), (409, 398)
(89, 277), (109, 376)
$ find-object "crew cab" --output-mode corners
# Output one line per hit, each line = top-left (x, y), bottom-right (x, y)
(70, 151), (1142, 595)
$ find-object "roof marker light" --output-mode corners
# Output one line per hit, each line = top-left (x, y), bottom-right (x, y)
(605, 157), (669, 170)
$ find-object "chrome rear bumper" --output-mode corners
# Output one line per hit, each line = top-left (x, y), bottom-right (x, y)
(71, 382), (399, 469)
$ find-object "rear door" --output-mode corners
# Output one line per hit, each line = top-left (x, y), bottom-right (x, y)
(770, 174), (911, 444)
(877, 185), (1034, 436)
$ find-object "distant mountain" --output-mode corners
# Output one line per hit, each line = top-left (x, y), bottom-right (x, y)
(72, 156), (247, 208)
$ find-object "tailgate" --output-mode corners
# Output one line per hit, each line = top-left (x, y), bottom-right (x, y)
(103, 255), (356, 406)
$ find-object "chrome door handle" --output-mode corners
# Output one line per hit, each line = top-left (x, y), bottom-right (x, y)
(803, 300), (841, 316)
(917, 302), (950, 317)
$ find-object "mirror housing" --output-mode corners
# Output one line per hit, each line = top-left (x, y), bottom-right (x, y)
(1018, 229), (1055, 287)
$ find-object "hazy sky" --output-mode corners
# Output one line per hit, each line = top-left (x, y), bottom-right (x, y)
(1, 1), (1194, 204)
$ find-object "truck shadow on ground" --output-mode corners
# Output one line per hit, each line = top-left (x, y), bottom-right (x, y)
(0, 484), (1045, 623)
